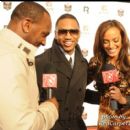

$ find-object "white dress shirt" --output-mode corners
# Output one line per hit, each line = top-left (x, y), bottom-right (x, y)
(60, 47), (75, 68)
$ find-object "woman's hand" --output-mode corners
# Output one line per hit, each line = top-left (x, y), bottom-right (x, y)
(109, 86), (127, 104)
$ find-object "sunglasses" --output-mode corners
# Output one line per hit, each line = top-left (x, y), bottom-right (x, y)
(56, 29), (79, 36)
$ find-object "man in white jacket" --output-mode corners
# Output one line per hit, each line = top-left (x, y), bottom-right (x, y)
(0, 2), (59, 130)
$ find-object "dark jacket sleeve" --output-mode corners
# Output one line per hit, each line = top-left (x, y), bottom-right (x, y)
(35, 51), (50, 102)
(84, 89), (101, 104)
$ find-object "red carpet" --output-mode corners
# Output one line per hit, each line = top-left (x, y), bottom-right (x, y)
(87, 126), (97, 130)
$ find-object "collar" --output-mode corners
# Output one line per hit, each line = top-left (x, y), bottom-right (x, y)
(1, 28), (37, 59)
(59, 46), (75, 67)
(59, 46), (75, 61)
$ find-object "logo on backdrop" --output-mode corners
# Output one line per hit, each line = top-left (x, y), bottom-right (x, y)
(3, 25), (7, 28)
(64, 3), (72, 12)
(83, 6), (89, 14)
(117, 8), (124, 17)
(99, 5), (108, 14)
(81, 48), (88, 58)
(3, 2), (12, 10)
(82, 25), (89, 34)
(45, 2), (53, 11)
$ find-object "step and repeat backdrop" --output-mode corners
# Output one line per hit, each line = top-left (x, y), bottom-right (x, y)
(0, 1), (130, 126)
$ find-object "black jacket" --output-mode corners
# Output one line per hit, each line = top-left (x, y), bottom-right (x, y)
(35, 39), (88, 130)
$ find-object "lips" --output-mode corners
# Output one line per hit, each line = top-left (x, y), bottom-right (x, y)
(107, 49), (117, 54)
(64, 41), (73, 47)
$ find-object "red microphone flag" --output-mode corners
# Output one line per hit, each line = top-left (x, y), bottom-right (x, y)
(102, 69), (120, 84)
(42, 74), (57, 88)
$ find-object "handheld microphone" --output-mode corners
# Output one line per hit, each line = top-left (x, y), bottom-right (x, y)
(101, 63), (120, 110)
(42, 63), (57, 99)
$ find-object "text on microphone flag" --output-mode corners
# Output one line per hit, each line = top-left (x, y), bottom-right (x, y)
(42, 74), (57, 88)
(102, 69), (120, 84)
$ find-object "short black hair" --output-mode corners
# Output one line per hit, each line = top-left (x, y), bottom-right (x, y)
(55, 13), (80, 27)
(11, 2), (49, 22)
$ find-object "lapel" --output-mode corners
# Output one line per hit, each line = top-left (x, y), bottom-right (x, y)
(69, 48), (87, 90)
(51, 41), (73, 79)
(50, 39), (87, 86)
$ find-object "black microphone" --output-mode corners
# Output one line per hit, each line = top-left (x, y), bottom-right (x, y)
(42, 63), (57, 99)
(101, 63), (120, 110)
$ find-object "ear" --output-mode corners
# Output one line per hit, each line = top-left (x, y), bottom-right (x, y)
(21, 18), (32, 33)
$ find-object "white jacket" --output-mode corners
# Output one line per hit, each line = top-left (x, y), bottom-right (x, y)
(0, 28), (58, 130)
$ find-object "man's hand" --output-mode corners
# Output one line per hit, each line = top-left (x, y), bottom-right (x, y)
(48, 97), (59, 110)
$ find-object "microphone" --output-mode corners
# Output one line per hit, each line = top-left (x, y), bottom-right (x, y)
(42, 63), (57, 99)
(101, 63), (120, 110)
